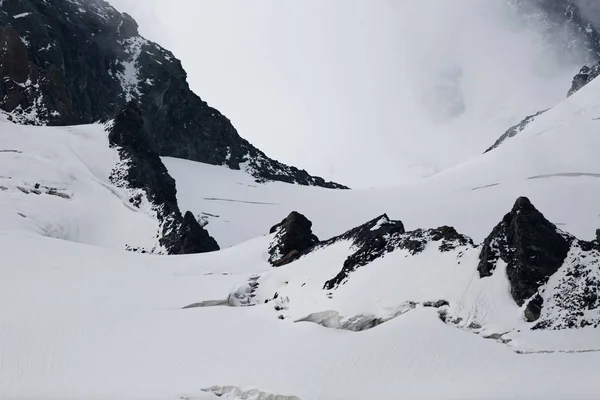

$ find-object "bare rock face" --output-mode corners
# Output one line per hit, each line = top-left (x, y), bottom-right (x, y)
(568, 63), (600, 96)
(268, 212), (319, 267)
(516, 0), (600, 63)
(0, 0), (346, 189)
(484, 110), (548, 153)
(108, 101), (219, 254)
(322, 215), (473, 290)
(478, 197), (572, 320)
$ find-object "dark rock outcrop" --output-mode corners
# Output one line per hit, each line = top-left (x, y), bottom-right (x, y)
(533, 240), (600, 329)
(517, 0), (600, 63)
(478, 197), (571, 311)
(323, 215), (473, 290)
(568, 63), (600, 96)
(0, 0), (346, 189)
(484, 110), (548, 153)
(268, 211), (319, 267)
(108, 101), (219, 254)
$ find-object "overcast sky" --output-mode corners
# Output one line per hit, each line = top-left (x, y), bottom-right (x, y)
(108, 0), (581, 187)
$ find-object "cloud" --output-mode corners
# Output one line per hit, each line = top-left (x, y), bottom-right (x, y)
(108, 0), (584, 187)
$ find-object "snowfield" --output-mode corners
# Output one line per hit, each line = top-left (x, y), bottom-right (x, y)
(2, 59), (600, 400)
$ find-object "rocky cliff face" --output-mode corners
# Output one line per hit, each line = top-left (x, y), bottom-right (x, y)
(518, 0), (600, 63)
(568, 62), (600, 96)
(0, 0), (346, 189)
(108, 101), (219, 254)
(478, 197), (572, 320)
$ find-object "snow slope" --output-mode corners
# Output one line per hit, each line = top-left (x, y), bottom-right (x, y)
(0, 114), (160, 250)
(166, 74), (600, 248)
(1, 232), (600, 400)
(1, 55), (600, 400)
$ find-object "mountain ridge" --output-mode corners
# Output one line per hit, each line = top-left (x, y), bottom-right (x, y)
(0, 0), (347, 189)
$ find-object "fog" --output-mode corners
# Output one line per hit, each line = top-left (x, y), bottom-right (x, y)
(109, 0), (584, 187)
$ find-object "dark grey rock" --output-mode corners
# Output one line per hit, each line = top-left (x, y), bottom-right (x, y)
(0, 0), (346, 189)
(483, 333), (505, 340)
(524, 294), (544, 322)
(46, 188), (70, 199)
(108, 101), (219, 254)
(268, 211), (319, 267)
(322, 216), (473, 290)
(568, 63), (600, 96)
(478, 197), (572, 311)
(484, 110), (548, 153)
(423, 300), (450, 308)
(533, 240), (600, 330)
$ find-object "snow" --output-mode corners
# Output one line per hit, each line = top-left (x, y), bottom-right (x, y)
(1, 233), (600, 399)
(116, 36), (147, 101)
(0, 114), (161, 250)
(13, 12), (31, 19)
(2, 49), (600, 399)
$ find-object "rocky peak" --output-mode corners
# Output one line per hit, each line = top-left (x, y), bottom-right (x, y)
(268, 211), (319, 267)
(478, 196), (572, 320)
(108, 101), (219, 254)
(0, 0), (346, 189)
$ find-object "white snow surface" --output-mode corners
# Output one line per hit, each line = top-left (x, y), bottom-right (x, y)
(2, 66), (600, 399)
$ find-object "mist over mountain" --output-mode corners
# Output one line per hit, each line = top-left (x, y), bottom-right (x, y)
(110, 0), (599, 186)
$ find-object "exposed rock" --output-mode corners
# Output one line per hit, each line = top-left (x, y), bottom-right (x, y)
(524, 294), (544, 322)
(515, 0), (600, 63)
(268, 211), (319, 266)
(323, 215), (473, 290)
(478, 197), (571, 311)
(533, 241), (600, 329)
(0, 0), (346, 189)
(568, 63), (600, 96)
(175, 211), (220, 254)
(108, 101), (219, 254)
(484, 110), (547, 153)
(46, 188), (70, 199)
(483, 333), (505, 340)
(423, 300), (450, 308)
